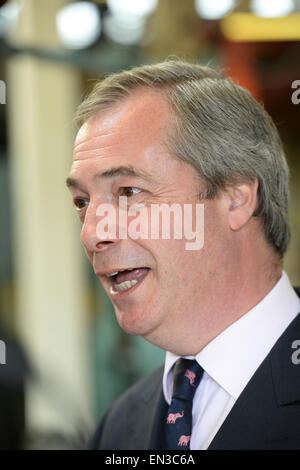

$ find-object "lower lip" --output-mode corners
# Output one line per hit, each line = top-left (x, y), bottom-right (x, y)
(109, 268), (150, 296)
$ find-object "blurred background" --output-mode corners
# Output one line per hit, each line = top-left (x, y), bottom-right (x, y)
(0, 0), (299, 450)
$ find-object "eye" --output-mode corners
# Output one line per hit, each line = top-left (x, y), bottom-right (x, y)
(119, 187), (142, 197)
(73, 197), (89, 210)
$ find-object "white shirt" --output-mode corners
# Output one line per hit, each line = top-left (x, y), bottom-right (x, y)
(163, 271), (300, 450)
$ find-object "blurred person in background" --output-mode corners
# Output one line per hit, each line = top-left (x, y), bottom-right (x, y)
(66, 60), (300, 450)
(0, 317), (30, 450)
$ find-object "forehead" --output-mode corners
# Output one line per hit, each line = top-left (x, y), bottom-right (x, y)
(73, 89), (174, 161)
(70, 89), (180, 188)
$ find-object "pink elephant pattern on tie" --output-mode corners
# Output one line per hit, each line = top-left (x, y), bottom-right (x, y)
(184, 369), (197, 386)
(178, 435), (191, 446)
(166, 410), (184, 424)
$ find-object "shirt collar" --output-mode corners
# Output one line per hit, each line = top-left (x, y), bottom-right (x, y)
(163, 271), (300, 403)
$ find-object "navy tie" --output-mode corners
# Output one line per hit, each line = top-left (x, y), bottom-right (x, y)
(164, 358), (204, 450)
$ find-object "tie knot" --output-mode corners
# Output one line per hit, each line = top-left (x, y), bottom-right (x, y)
(172, 358), (204, 402)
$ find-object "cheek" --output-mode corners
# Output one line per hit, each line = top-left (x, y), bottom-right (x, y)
(84, 246), (93, 264)
(155, 239), (196, 287)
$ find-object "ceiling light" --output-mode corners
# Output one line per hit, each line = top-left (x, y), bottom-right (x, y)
(56, 2), (101, 50)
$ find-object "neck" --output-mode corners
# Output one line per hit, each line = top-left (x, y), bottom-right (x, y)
(189, 246), (282, 355)
(145, 240), (282, 356)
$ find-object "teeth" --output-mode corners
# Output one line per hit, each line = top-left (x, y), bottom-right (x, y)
(112, 279), (138, 292)
(106, 271), (119, 277)
(106, 268), (135, 277)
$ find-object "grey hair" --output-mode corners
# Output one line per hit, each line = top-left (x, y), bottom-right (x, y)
(75, 60), (290, 257)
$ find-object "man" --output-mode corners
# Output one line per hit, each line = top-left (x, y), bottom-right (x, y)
(66, 60), (300, 449)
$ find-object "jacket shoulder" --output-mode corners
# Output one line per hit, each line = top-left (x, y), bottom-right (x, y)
(87, 365), (164, 450)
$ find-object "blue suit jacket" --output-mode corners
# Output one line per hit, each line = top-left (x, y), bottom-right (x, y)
(89, 289), (300, 450)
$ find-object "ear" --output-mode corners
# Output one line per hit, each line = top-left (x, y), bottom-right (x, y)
(227, 179), (259, 231)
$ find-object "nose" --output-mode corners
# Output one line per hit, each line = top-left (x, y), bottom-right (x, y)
(80, 201), (119, 253)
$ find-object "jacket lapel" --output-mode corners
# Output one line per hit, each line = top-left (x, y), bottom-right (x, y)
(127, 366), (168, 450)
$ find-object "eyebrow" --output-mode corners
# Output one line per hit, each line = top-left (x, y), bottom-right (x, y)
(65, 165), (152, 190)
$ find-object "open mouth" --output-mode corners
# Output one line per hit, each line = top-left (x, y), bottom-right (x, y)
(105, 267), (150, 294)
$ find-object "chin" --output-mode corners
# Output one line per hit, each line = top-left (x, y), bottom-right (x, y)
(114, 305), (159, 337)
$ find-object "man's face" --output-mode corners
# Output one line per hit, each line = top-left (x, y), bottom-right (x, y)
(69, 89), (231, 354)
